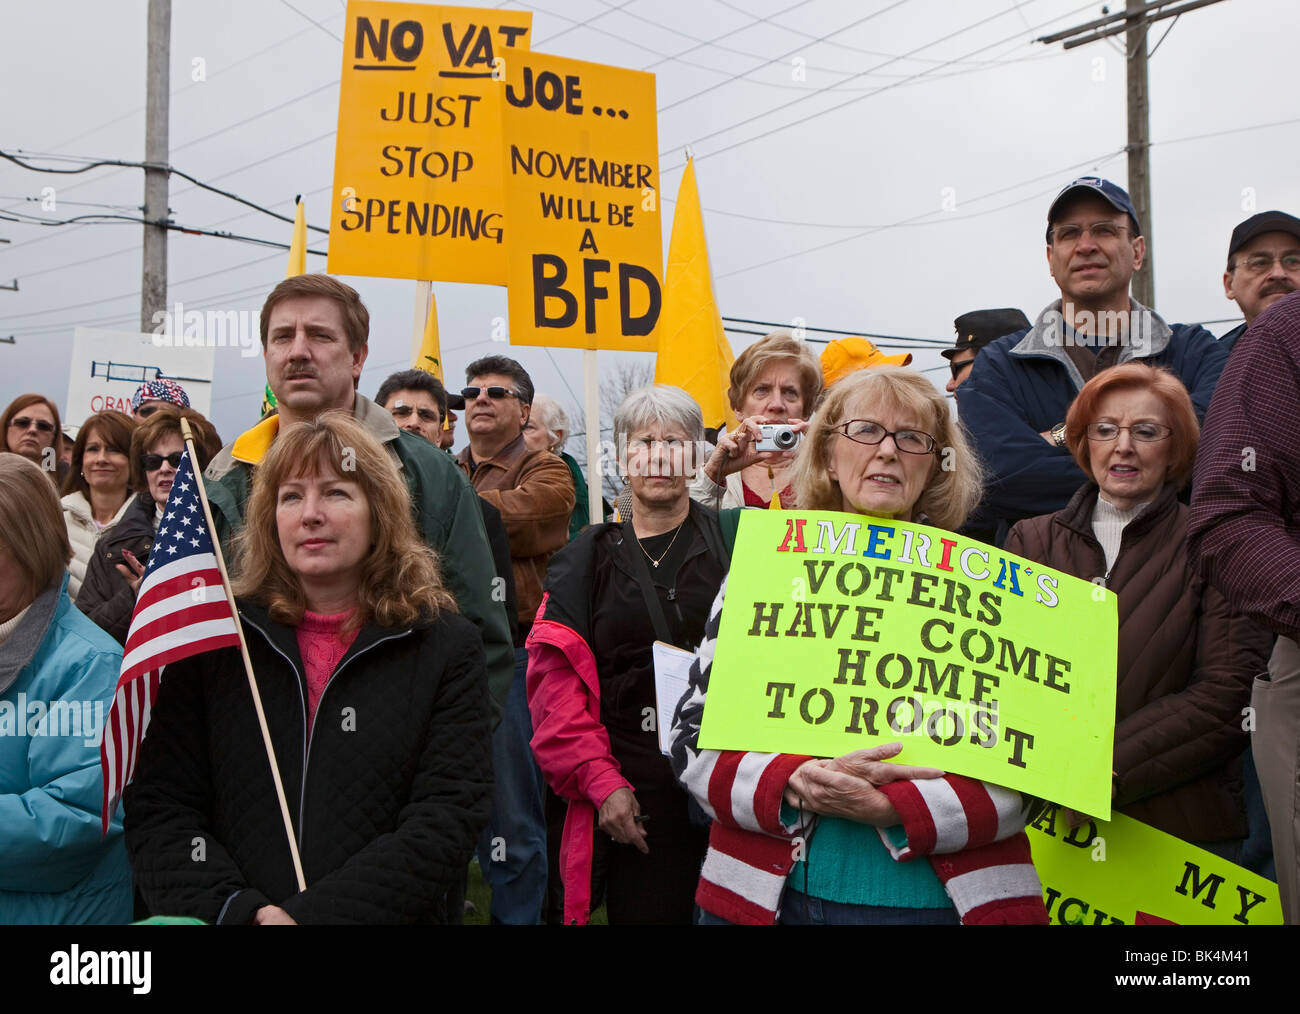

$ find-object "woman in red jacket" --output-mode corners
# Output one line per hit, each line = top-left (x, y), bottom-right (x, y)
(1005, 363), (1270, 856)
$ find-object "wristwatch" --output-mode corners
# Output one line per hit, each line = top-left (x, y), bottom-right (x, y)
(1050, 422), (1067, 448)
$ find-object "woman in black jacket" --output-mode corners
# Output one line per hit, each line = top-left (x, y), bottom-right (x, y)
(123, 412), (493, 924)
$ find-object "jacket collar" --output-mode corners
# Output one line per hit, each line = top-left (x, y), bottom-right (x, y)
(216, 394), (404, 473)
(235, 597), (422, 678)
(459, 431), (527, 473)
(1010, 298), (1174, 390)
(1052, 479), (1180, 541)
(0, 577), (66, 696)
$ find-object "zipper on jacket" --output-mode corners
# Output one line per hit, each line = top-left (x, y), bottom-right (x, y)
(238, 613), (412, 857)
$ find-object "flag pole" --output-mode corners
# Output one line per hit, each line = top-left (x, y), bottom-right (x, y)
(180, 418), (308, 892)
(584, 348), (601, 525)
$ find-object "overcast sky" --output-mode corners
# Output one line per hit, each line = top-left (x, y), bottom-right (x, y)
(2, 0), (1297, 445)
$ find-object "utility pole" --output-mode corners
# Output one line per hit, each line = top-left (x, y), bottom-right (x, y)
(1126, 0), (1154, 307)
(1038, 0), (1229, 309)
(141, 0), (171, 332)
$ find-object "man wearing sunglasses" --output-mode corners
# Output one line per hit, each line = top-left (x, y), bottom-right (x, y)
(203, 274), (515, 742)
(941, 308), (1031, 398)
(1219, 210), (1300, 355)
(956, 177), (1227, 544)
(456, 355), (575, 925)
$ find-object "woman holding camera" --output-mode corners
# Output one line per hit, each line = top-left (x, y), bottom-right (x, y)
(691, 331), (823, 510)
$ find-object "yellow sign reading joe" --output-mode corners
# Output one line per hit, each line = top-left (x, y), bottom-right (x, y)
(499, 52), (662, 352)
(699, 511), (1119, 817)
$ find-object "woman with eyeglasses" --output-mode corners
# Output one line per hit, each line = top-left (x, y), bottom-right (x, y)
(60, 411), (137, 602)
(670, 367), (1050, 925)
(76, 407), (222, 646)
(1005, 363), (1270, 857)
(1, 394), (66, 482)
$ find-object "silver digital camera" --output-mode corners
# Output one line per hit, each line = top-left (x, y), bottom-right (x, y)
(754, 424), (801, 453)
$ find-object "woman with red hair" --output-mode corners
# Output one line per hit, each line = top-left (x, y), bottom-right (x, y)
(1006, 363), (1270, 858)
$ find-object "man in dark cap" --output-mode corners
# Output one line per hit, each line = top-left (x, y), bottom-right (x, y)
(943, 308), (1031, 396)
(1220, 211), (1300, 354)
(956, 177), (1226, 542)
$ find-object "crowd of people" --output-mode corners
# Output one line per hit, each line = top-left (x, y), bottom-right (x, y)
(2, 175), (1300, 925)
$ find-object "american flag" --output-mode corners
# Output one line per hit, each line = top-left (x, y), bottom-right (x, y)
(100, 450), (241, 832)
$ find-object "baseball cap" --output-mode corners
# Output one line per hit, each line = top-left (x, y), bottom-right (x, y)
(1228, 210), (1300, 259)
(1046, 177), (1140, 240)
(821, 337), (913, 389)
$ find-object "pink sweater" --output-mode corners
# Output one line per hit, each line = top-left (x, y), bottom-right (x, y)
(296, 610), (359, 734)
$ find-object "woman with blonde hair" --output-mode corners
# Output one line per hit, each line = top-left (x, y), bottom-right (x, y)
(671, 368), (1048, 925)
(124, 412), (493, 924)
(691, 330), (823, 510)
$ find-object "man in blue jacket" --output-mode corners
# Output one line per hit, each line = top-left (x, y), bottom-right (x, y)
(957, 177), (1228, 544)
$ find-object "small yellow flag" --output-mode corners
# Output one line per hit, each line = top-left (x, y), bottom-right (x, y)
(654, 158), (737, 431)
(414, 288), (443, 383)
(285, 197), (307, 278)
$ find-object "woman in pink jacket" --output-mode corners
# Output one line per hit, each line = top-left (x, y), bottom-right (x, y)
(527, 386), (726, 924)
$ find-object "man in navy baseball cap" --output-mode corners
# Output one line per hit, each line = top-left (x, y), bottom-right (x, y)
(1219, 210), (1300, 354)
(954, 175), (1226, 543)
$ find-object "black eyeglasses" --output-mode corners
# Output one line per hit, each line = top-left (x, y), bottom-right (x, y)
(462, 386), (520, 401)
(141, 451), (184, 471)
(390, 405), (440, 423)
(9, 416), (55, 433)
(835, 420), (937, 454)
(948, 358), (974, 381)
(1085, 422), (1171, 443)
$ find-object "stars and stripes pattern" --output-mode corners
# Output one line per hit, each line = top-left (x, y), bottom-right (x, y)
(100, 450), (241, 832)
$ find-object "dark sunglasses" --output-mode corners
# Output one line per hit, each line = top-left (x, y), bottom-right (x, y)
(141, 451), (184, 471)
(462, 386), (520, 401)
(136, 403), (165, 419)
(9, 416), (55, 433)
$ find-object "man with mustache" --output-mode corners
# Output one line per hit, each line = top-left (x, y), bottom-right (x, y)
(1219, 211), (1300, 353)
(203, 274), (515, 725)
(957, 177), (1227, 543)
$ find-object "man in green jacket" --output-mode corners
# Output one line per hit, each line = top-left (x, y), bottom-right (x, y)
(204, 274), (514, 712)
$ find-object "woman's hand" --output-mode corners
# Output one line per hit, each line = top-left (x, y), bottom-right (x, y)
(783, 742), (944, 827)
(254, 905), (297, 925)
(702, 416), (810, 484)
(114, 549), (146, 596)
(598, 787), (649, 854)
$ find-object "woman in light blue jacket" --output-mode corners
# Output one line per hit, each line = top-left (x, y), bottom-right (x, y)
(0, 452), (132, 924)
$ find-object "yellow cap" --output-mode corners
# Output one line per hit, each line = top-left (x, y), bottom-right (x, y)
(820, 337), (913, 389)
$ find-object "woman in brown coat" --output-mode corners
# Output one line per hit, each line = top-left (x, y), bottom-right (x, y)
(1005, 363), (1270, 857)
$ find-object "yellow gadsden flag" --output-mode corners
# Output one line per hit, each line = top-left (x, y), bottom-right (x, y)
(654, 157), (737, 431)
(414, 288), (443, 382)
(285, 196), (306, 278)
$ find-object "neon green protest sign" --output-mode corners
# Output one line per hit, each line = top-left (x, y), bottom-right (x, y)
(1029, 805), (1282, 925)
(698, 510), (1118, 817)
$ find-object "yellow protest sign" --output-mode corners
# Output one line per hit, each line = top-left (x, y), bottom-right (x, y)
(698, 510), (1119, 817)
(499, 52), (663, 352)
(1028, 805), (1282, 925)
(328, 1), (531, 284)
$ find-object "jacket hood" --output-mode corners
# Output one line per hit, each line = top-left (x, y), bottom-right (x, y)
(0, 577), (65, 696)
(1010, 298), (1175, 391)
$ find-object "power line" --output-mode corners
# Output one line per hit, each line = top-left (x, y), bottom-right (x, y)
(662, 0), (1099, 170)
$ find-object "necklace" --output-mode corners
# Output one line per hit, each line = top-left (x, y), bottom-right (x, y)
(637, 520), (685, 569)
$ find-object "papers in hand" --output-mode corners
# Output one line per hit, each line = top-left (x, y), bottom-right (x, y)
(652, 641), (696, 756)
